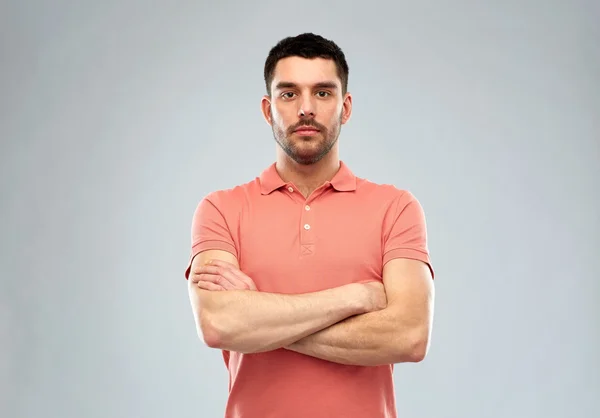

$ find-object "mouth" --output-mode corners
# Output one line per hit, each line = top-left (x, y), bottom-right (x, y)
(294, 127), (320, 136)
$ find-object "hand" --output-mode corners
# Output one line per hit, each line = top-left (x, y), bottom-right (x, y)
(359, 281), (387, 313)
(191, 259), (258, 291)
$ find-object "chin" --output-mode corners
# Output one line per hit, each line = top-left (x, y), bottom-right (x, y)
(292, 156), (324, 165)
(291, 148), (330, 165)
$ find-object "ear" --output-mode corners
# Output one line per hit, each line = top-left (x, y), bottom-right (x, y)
(261, 95), (273, 126)
(341, 92), (353, 125)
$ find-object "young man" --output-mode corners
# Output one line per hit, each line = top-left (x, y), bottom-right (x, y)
(184, 33), (435, 418)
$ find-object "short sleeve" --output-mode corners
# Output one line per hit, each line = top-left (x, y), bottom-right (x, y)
(184, 193), (238, 280)
(382, 191), (434, 279)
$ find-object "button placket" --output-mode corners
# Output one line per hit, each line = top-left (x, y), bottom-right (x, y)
(300, 198), (315, 256)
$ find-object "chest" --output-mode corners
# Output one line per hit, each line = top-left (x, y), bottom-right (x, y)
(235, 196), (387, 294)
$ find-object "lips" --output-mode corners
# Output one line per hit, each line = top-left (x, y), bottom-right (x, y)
(294, 127), (320, 133)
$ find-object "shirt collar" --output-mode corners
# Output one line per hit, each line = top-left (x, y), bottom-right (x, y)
(259, 160), (357, 195)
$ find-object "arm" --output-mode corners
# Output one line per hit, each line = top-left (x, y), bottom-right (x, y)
(286, 258), (435, 366)
(187, 249), (383, 354)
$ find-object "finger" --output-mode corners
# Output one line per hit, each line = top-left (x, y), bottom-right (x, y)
(205, 261), (257, 290)
(196, 265), (227, 275)
(218, 269), (252, 290)
(191, 270), (227, 284)
(196, 281), (225, 291)
(195, 273), (239, 290)
(196, 260), (236, 276)
(195, 265), (239, 288)
(206, 259), (238, 269)
(198, 265), (251, 290)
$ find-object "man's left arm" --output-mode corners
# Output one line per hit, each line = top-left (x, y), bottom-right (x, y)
(285, 257), (434, 366)
(287, 190), (435, 366)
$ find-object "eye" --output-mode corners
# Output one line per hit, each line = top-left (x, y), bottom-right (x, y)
(316, 91), (330, 98)
(281, 92), (296, 99)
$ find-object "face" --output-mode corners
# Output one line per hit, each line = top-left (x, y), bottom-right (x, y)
(261, 56), (352, 165)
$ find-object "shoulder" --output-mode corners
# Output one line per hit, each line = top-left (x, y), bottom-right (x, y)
(354, 176), (419, 208)
(197, 177), (261, 213)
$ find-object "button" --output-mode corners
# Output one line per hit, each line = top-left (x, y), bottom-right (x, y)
(288, 187), (294, 193)
(305, 205), (310, 211)
(304, 224), (310, 230)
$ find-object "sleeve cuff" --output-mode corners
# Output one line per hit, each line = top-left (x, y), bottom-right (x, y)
(383, 248), (435, 279)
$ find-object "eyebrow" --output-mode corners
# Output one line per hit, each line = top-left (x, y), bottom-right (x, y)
(274, 81), (339, 91)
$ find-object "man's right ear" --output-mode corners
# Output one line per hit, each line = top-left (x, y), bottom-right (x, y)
(260, 95), (273, 126)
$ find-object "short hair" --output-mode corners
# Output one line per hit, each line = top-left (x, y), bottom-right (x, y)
(263, 33), (349, 96)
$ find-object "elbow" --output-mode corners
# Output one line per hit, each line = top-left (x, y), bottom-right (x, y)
(191, 290), (234, 349)
(195, 305), (259, 353)
(200, 324), (221, 349)
(406, 337), (429, 362)
(393, 327), (431, 363)
(199, 315), (258, 353)
(197, 311), (229, 349)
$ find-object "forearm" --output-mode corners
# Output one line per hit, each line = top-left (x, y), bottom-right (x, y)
(190, 282), (367, 353)
(286, 308), (429, 366)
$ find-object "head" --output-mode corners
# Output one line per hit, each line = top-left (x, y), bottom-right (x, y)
(261, 33), (352, 165)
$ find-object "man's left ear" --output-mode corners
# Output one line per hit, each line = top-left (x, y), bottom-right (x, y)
(341, 93), (352, 124)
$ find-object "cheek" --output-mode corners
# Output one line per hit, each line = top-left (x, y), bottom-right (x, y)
(270, 105), (284, 124)
(272, 107), (294, 129)
(322, 103), (343, 121)
(271, 113), (285, 131)
(324, 109), (342, 126)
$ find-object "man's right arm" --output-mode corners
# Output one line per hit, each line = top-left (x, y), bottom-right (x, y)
(187, 249), (383, 354)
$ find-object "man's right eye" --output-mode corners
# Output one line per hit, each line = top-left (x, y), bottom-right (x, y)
(281, 92), (296, 99)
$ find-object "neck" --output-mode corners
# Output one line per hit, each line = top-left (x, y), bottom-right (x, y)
(275, 149), (341, 198)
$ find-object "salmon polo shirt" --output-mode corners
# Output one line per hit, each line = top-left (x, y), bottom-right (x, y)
(184, 160), (434, 418)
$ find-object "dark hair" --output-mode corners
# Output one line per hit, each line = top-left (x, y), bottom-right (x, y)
(263, 33), (349, 96)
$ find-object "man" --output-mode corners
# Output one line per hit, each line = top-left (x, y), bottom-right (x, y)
(184, 33), (435, 418)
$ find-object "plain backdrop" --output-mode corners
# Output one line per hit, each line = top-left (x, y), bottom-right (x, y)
(1, 1), (599, 417)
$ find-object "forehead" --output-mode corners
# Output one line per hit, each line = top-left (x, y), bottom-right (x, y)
(272, 56), (340, 89)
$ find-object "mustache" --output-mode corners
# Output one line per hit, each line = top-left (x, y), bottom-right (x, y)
(288, 120), (326, 134)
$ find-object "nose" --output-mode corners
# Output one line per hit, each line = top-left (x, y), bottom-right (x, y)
(298, 95), (315, 118)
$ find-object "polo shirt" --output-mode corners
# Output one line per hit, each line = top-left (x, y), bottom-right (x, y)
(184, 160), (434, 418)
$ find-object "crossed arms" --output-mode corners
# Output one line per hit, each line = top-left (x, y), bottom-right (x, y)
(187, 249), (435, 366)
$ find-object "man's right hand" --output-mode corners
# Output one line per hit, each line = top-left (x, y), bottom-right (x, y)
(191, 259), (258, 291)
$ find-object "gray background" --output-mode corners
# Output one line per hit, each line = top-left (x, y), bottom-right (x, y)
(1, 0), (599, 417)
